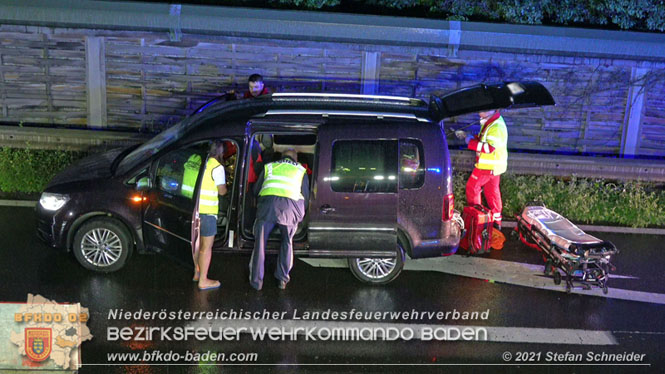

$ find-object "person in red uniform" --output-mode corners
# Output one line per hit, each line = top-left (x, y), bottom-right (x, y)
(456, 110), (508, 232)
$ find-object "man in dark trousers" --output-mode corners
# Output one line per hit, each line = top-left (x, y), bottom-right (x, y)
(249, 149), (309, 290)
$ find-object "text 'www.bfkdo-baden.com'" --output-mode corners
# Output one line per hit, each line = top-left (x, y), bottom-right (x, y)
(106, 350), (258, 364)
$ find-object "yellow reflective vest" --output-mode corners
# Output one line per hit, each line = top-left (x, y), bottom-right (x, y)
(258, 160), (306, 201)
(475, 115), (508, 175)
(199, 157), (223, 215)
(182, 154), (201, 199)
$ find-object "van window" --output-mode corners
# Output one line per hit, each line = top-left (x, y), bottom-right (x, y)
(399, 140), (425, 189)
(331, 140), (398, 193)
(117, 116), (197, 175)
(154, 144), (207, 199)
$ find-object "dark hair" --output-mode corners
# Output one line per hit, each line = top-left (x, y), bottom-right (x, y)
(209, 140), (224, 156)
(248, 74), (263, 83)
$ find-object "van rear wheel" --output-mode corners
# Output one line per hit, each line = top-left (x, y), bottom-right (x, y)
(348, 244), (405, 285)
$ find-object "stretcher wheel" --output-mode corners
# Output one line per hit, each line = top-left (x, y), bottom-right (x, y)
(553, 271), (562, 285)
(566, 282), (572, 293)
(602, 284), (609, 294)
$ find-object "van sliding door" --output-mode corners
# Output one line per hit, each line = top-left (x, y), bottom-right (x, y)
(307, 122), (398, 256)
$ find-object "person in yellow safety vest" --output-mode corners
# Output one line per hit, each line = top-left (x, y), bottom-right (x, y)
(181, 154), (202, 199)
(249, 149), (310, 291)
(455, 110), (508, 236)
(193, 140), (228, 290)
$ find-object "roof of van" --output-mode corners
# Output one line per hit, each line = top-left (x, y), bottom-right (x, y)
(192, 81), (555, 123)
(193, 92), (434, 123)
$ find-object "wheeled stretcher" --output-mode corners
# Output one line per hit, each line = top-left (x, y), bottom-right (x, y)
(515, 203), (618, 293)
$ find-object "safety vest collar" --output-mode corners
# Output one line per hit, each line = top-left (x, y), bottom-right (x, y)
(480, 112), (502, 139)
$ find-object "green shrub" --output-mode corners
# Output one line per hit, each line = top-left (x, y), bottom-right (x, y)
(0, 148), (86, 193)
(453, 172), (665, 228)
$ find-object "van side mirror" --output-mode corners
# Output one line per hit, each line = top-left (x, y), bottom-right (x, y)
(136, 176), (151, 191)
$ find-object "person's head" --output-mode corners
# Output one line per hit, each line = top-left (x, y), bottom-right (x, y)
(209, 140), (224, 159)
(282, 148), (298, 162)
(478, 109), (496, 119)
(478, 110), (497, 123)
(247, 74), (264, 97)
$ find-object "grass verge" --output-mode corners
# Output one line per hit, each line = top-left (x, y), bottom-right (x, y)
(454, 172), (665, 228)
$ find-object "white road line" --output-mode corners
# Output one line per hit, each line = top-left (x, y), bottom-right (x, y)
(0, 200), (36, 207)
(300, 257), (665, 305)
(188, 318), (617, 346)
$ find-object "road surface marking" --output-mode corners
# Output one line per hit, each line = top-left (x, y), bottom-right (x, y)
(0, 200), (37, 207)
(300, 257), (665, 305)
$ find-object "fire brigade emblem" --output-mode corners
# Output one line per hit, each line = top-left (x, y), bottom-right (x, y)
(25, 328), (52, 362)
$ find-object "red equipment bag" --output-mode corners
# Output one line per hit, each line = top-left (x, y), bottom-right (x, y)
(460, 205), (493, 255)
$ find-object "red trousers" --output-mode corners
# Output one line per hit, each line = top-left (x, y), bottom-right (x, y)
(465, 168), (502, 225)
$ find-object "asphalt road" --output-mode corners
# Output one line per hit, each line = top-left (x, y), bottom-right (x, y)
(1, 206), (664, 373)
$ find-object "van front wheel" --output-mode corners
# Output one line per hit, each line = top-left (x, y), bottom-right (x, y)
(72, 218), (131, 273)
(348, 244), (405, 285)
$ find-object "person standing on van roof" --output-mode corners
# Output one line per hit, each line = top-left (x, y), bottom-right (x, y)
(193, 140), (228, 291)
(249, 149), (310, 291)
(243, 74), (270, 98)
(455, 110), (508, 231)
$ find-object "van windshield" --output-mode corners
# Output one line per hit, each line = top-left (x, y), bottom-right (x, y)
(116, 119), (190, 175)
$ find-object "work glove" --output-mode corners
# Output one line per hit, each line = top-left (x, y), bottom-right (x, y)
(454, 130), (467, 140)
(455, 130), (473, 144)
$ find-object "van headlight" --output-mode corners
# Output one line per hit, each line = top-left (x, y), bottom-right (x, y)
(39, 193), (70, 211)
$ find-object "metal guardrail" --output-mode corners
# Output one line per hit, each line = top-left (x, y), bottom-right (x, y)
(0, 126), (150, 152)
(2, 125), (664, 182)
(450, 150), (665, 182)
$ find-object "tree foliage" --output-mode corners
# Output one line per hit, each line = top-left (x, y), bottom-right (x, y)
(270, 0), (665, 32)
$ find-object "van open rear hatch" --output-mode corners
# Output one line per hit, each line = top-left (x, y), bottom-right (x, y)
(429, 81), (556, 121)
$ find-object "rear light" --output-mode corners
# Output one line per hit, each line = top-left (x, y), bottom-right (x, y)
(442, 193), (454, 221)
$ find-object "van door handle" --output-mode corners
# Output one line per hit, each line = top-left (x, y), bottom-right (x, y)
(320, 204), (336, 214)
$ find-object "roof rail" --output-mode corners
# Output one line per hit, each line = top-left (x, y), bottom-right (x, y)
(262, 110), (430, 122)
(271, 92), (422, 106)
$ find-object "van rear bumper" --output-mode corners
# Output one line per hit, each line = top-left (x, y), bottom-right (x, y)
(411, 239), (459, 258)
(409, 221), (461, 258)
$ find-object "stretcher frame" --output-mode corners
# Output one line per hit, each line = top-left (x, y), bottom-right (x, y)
(515, 203), (618, 294)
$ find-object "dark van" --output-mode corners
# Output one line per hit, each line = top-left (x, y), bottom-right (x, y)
(36, 81), (554, 284)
